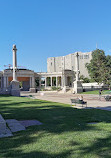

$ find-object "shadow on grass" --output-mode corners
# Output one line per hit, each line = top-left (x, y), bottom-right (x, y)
(4, 149), (72, 158)
(0, 96), (111, 157)
(0, 94), (10, 97)
(80, 134), (111, 158)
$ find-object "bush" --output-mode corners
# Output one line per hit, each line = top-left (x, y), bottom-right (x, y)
(51, 86), (61, 91)
(80, 75), (90, 83)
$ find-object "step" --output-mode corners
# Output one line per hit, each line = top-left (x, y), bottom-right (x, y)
(6, 119), (26, 132)
(0, 114), (6, 134)
(0, 127), (13, 138)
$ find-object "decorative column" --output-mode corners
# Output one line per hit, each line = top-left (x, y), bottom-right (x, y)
(30, 77), (32, 88)
(12, 45), (17, 81)
(62, 76), (65, 87)
(76, 52), (79, 81)
(62, 70), (67, 92)
(6, 77), (9, 88)
(39, 77), (41, 90)
(58, 76), (60, 87)
(2, 76), (7, 92)
(10, 45), (20, 96)
(73, 52), (83, 94)
(3, 76), (7, 89)
(32, 77), (35, 88)
(64, 75), (66, 87)
(29, 76), (36, 93)
(45, 77), (47, 89)
(62, 70), (65, 87)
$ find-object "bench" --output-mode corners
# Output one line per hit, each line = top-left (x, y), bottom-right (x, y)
(71, 99), (87, 107)
(104, 95), (111, 101)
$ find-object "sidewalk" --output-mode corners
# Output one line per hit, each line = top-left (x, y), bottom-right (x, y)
(21, 91), (111, 111)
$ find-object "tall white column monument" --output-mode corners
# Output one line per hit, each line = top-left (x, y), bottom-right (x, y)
(10, 45), (20, 96)
(73, 52), (83, 93)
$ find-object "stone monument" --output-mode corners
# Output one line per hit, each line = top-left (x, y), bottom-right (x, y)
(73, 52), (83, 93)
(10, 45), (20, 97)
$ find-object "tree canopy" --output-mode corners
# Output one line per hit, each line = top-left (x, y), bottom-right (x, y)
(86, 49), (111, 86)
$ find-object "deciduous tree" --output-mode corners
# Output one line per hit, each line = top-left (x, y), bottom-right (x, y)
(86, 49), (111, 87)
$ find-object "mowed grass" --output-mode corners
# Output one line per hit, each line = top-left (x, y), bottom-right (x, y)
(0, 96), (111, 158)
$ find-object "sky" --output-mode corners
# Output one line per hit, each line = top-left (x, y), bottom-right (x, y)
(0, 0), (111, 72)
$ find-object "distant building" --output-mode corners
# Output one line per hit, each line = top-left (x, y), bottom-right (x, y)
(0, 51), (92, 94)
(47, 51), (92, 77)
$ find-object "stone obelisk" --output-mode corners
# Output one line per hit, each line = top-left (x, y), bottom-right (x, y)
(10, 45), (20, 97)
(73, 52), (83, 93)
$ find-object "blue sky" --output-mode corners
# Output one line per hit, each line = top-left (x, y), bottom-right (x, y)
(0, 0), (111, 72)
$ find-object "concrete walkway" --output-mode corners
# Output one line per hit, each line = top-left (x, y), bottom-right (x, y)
(21, 91), (111, 111)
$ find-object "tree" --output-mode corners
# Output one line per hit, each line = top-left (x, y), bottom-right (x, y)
(80, 75), (90, 83)
(86, 49), (111, 86)
(35, 78), (39, 87)
(105, 55), (111, 87)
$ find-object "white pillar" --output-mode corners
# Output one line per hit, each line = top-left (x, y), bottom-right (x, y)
(6, 77), (9, 87)
(3, 77), (7, 88)
(62, 75), (64, 87)
(73, 52), (83, 93)
(30, 77), (35, 88)
(12, 45), (17, 81)
(75, 52), (79, 81)
(30, 77), (32, 88)
(32, 77), (35, 88)
(62, 75), (66, 87)
(45, 77), (47, 88)
(29, 77), (36, 93)
(58, 76), (60, 86)
(10, 44), (20, 96)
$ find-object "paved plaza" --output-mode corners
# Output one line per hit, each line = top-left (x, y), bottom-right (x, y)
(21, 91), (111, 111)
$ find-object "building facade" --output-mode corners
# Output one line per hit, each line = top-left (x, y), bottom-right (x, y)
(47, 51), (92, 77)
(0, 69), (36, 94)
(0, 51), (92, 93)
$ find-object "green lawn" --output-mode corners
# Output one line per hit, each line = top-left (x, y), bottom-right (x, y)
(81, 90), (110, 95)
(0, 95), (111, 158)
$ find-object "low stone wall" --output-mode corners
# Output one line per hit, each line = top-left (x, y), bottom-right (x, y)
(0, 91), (10, 95)
(83, 86), (109, 92)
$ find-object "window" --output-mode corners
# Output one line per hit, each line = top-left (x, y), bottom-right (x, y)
(80, 55), (83, 59)
(87, 55), (89, 59)
(84, 54), (89, 59)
